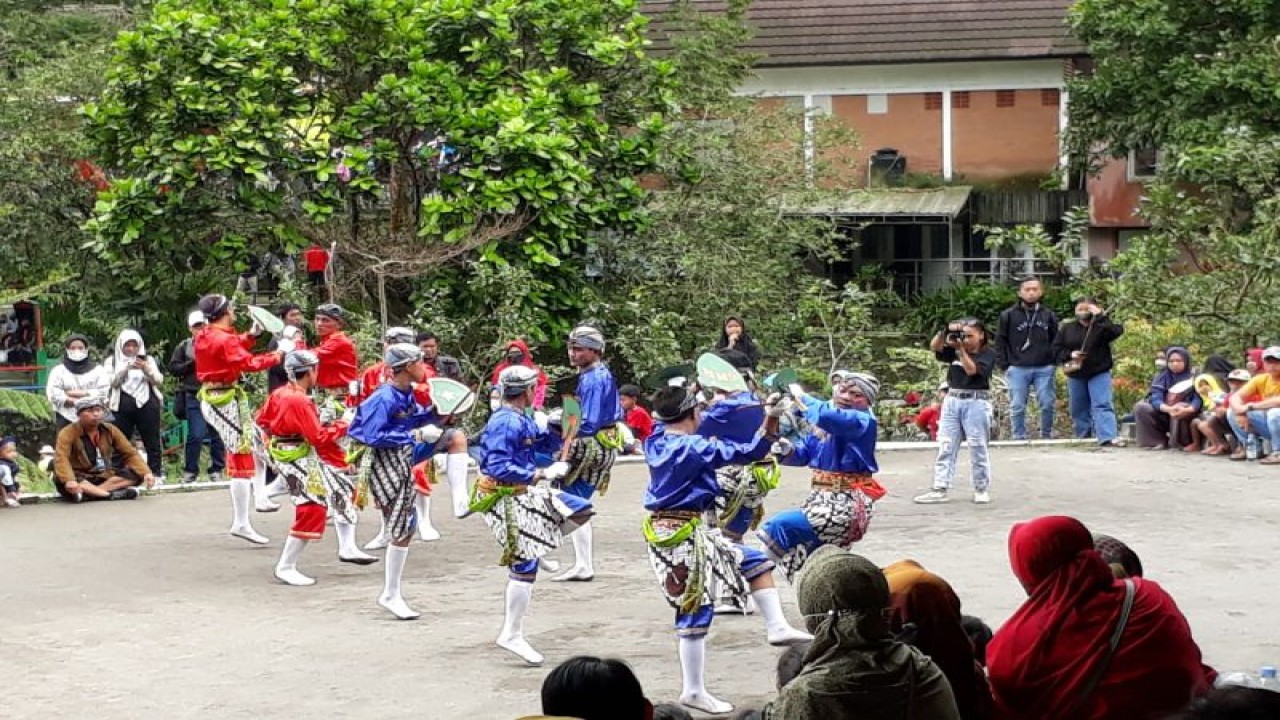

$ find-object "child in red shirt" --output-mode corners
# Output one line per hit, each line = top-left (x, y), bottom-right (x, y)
(913, 384), (947, 440)
(619, 384), (653, 453)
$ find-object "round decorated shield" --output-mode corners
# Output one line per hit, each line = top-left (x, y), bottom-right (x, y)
(643, 363), (696, 390)
(247, 305), (285, 336)
(427, 377), (475, 415)
(697, 352), (748, 393)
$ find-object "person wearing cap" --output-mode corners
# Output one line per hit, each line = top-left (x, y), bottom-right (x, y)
(548, 325), (624, 582)
(1195, 369), (1252, 456)
(312, 303), (360, 409)
(756, 371), (887, 580)
(473, 365), (595, 665)
(1228, 346), (1280, 463)
(347, 343), (446, 619)
(171, 311), (227, 484)
(257, 349), (376, 586)
(52, 397), (154, 502)
(642, 384), (810, 715)
(193, 293), (285, 544)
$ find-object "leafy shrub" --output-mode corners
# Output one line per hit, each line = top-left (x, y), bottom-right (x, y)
(902, 280), (1083, 336)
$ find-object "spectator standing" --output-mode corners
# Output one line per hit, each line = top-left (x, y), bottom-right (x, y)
(1228, 346), (1280, 463)
(715, 316), (760, 370)
(1054, 298), (1126, 447)
(915, 318), (997, 505)
(53, 397), (155, 501)
(995, 277), (1059, 440)
(102, 329), (166, 481)
(1134, 347), (1200, 450)
(489, 339), (548, 408)
(234, 253), (261, 301)
(267, 303), (308, 394)
(170, 311), (226, 483)
(46, 334), (108, 430)
(417, 331), (463, 380)
(0, 437), (22, 507)
(303, 242), (330, 291)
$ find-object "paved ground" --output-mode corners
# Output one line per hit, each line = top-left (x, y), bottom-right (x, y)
(4, 446), (1279, 719)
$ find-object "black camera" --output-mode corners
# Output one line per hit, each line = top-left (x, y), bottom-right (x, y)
(946, 331), (964, 343)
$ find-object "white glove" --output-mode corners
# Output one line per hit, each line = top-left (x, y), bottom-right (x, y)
(546, 407), (563, 425)
(340, 407), (355, 424)
(534, 411), (549, 432)
(318, 405), (336, 425)
(249, 321), (264, 337)
(412, 424), (444, 444)
(765, 393), (792, 418)
(276, 338), (296, 355)
(616, 422), (635, 447)
(770, 438), (794, 457)
(542, 461), (570, 481)
(282, 325), (302, 341)
(787, 383), (808, 401)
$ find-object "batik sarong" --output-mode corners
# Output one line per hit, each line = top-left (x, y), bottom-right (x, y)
(471, 478), (592, 571)
(267, 440), (357, 525)
(366, 445), (416, 541)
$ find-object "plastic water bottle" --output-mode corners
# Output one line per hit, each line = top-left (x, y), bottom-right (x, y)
(1247, 434), (1260, 461)
(1260, 666), (1279, 691)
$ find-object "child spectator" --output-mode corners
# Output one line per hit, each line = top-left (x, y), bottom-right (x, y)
(619, 384), (653, 452)
(37, 444), (55, 478)
(913, 383), (947, 440)
(1194, 371), (1247, 456)
(0, 437), (22, 507)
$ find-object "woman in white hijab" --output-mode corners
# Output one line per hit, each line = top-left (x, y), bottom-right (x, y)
(103, 329), (166, 481)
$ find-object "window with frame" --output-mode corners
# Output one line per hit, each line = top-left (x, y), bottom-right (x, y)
(1127, 146), (1161, 181)
(924, 93), (942, 111)
(952, 91), (970, 109)
(996, 90), (1017, 108)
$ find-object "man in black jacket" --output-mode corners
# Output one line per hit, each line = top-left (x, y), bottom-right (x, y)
(169, 310), (226, 483)
(995, 277), (1059, 440)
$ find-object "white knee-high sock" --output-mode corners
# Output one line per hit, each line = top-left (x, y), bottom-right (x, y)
(414, 494), (440, 540)
(677, 636), (731, 713)
(334, 519), (370, 558)
(752, 587), (813, 645)
(364, 513), (390, 550)
(497, 580), (543, 665)
(573, 522), (595, 574)
(377, 545), (418, 619)
(230, 478), (252, 528)
(445, 453), (471, 517)
(273, 536), (315, 585)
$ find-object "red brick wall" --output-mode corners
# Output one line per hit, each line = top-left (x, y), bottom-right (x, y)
(828, 93), (943, 184)
(951, 89), (1060, 180)
(1089, 156), (1149, 227)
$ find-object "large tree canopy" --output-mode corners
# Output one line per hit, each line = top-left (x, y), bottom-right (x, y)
(84, 0), (676, 311)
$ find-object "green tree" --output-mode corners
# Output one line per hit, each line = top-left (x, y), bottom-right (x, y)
(1067, 0), (1280, 350)
(83, 0), (676, 327)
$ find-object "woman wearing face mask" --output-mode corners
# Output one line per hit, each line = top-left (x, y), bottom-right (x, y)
(103, 329), (167, 481)
(46, 334), (109, 430)
(1053, 298), (1126, 447)
(1133, 346), (1200, 450)
(490, 339), (548, 409)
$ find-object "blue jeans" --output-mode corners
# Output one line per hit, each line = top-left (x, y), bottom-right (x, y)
(1227, 409), (1280, 445)
(1067, 372), (1119, 444)
(183, 390), (226, 474)
(933, 396), (991, 491)
(1006, 365), (1056, 439)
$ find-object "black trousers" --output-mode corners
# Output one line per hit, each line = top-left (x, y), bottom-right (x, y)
(112, 392), (164, 477)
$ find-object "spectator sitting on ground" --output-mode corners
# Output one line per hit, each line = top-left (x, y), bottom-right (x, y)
(1228, 346), (1280, 463)
(987, 516), (1214, 720)
(1187, 373), (1230, 455)
(1166, 686), (1280, 720)
(0, 437), (22, 507)
(960, 615), (993, 668)
(763, 546), (960, 720)
(539, 655), (653, 720)
(1196, 369), (1250, 456)
(37, 444), (55, 481)
(775, 641), (811, 690)
(53, 397), (155, 502)
(1135, 347), (1200, 450)
(1245, 347), (1263, 376)
(1093, 533), (1145, 579)
(912, 383), (946, 440)
(619, 384), (653, 453)
(884, 559), (993, 720)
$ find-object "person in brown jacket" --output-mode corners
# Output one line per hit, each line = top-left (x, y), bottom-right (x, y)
(54, 397), (156, 502)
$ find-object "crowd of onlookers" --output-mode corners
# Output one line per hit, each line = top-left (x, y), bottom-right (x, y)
(514, 516), (1277, 720)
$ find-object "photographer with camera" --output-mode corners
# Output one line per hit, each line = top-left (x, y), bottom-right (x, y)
(1053, 297), (1125, 447)
(915, 318), (997, 505)
(103, 329), (166, 482)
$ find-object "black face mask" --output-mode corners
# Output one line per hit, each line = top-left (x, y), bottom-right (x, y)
(1075, 313), (1092, 322)
(507, 351), (525, 364)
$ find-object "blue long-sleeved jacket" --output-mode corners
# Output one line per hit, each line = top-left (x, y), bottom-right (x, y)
(578, 363), (622, 436)
(643, 428), (771, 512)
(480, 406), (545, 485)
(784, 400), (879, 474)
(347, 383), (437, 449)
(696, 391), (765, 444)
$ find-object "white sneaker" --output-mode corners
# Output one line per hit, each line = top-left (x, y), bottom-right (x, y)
(363, 534), (390, 551)
(973, 490), (991, 504)
(913, 489), (950, 504)
(4, 496), (19, 508)
(154, 475), (167, 487)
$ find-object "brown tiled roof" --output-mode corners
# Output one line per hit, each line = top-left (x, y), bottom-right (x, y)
(644, 0), (1085, 67)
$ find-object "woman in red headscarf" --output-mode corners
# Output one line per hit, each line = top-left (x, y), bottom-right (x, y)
(490, 339), (548, 409)
(987, 516), (1214, 720)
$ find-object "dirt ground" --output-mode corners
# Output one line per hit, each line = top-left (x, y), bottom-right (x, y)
(4, 446), (1279, 719)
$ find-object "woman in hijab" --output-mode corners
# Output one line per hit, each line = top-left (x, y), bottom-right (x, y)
(715, 317), (760, 371)
(1092, 533), (1144, 579)
(1133, 346), (1201, 449)
(884, 560), (992, 720)
(764, 546), (960, 720)
(46, 334), (108, 429)
(103, 329), (166, 480)
(490, 339), (548, 409)
(987, 516), (1214, 720)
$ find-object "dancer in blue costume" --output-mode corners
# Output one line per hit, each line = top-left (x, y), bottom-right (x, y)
(756, 371), (888, 579)
(547, 325), (623, 581)
(472, 366), (592, 666)
(643, 385), (811, 715)
(347, 344), (444, 620)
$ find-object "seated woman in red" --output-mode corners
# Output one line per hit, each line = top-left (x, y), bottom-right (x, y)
(988, 516), (1214, 720)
